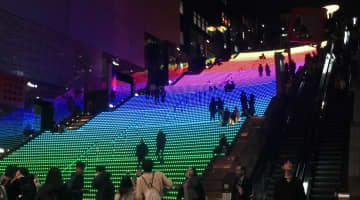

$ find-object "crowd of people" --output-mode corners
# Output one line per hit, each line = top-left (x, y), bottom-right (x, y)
(209, 98), (241, 126)
(0, 158), (305, 200)
(208, 91), (256, 127)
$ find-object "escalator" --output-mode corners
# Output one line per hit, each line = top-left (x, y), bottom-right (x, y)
(264, 134), (306, 200)
(309, 92), (352, 200)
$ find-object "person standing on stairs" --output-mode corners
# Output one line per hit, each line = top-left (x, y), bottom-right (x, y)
(265, 64), (271, 76)
(136, 138), (148, 169)
(248, 94), (256, 116)
(230, 165), (252, 200)
(176, 167), (205, 200)
(209, 98), (217, 121)
(135, 160), (173, 200)
(273, 160), (306, 200)
(213, 134), (229, 157)
(240, 91), (248, 116)
(258, 64), (263, 77)
(92, 166), (114, 200)
(67, 162), (86, 200)
(156, 130), (166, 163)
(216, 98), (224, 120)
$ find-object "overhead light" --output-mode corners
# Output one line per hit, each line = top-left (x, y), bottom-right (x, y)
(323, 4), (340, 19)
(109, 104), (114, 108)
(260, 40), (263, 44)
(176, 47), (181, 51)
(344, 30), (350, 45)
(36, 96), (40, 99)
(217, 26), (227, 33)
(248, 29), (251, 32)
(168, 80), (173, 84)
(353, 17), (357, 26)
(282, 33), (288, 37)
(134, 93), (139, 96)
(207, 26), (217, 32)
(112, 60), (119, 66)
(293, 28), (296, 32)
(281, 27), (285, 31)
(0, 147), (4, 154)
(261, 24), (265, 28)
(27, 81), (38, 88)
(206, 39), (210, 44)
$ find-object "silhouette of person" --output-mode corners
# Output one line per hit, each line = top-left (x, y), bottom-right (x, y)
(248, 94), (255, 116)
(156, 130), (166, 163)
(136, 138), (148, 169)
(209, 98), (217, 120)
(265, 64), (271, 76)
(240, 91), (248, 116)
(258, 64), (264, 77)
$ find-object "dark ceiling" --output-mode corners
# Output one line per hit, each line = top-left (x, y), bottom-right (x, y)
(230, 0), (354, 25)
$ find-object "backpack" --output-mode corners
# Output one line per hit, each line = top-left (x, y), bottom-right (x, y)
(141, 172), (161, 200)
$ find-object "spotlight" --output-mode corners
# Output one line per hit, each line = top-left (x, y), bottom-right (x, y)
(0, 148), (4, 154)
(88, 69), (92, 72)
(130, 69), (134, 73)
(206, 40), (210, 44)
(260, 40), (263, 44)
(134, 93), (139, 96)
(112, 60), (119, 66)
(261, 24), (265, 28)
(281, 27), (285, 31)
(353, 17), (357, 26)
(176, 47), (181, 51)
(109, 104), (114, 108)
(168, 80), (173, 84)
(281, 33), (288, 37)
(36, 96), (40, 99)
(27, 81), (38, 88)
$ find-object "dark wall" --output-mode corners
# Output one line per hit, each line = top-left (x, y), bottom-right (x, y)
(0, 0), (180, 69)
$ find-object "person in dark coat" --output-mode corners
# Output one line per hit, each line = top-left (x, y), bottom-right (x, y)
(231, 165), (252, 200)
(213, 134), (229, 157)
(7, 168), (36, 200)
(136, 138), (148, 169)
(273, 160), (306, 200)
(248, 94), (255, 116)
(209, 98), (217, 120)
(240, 91), (248, 116)
(67, 162), (85, 200)
(156, 129), (166, 163)
(92, 166), (114, 200)
(222, 108), (231, 126)
(177, 167), (205, 200)
(265, 64), (271, 76)
(1, 165), (17, 197)
(36, 168), (70, 200)
(258, 64), (264, 77)
(216, 98), (224, 120)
